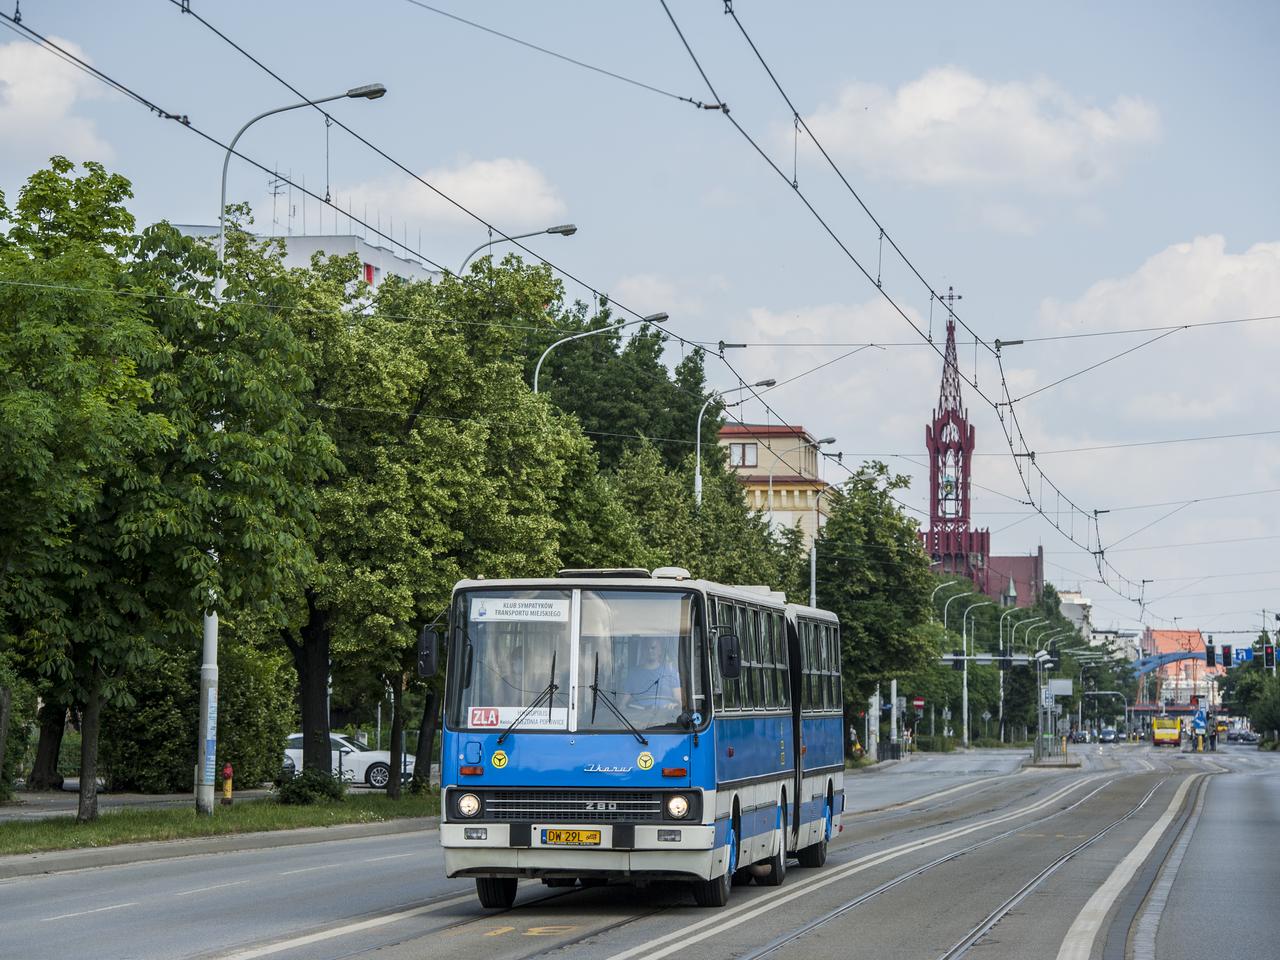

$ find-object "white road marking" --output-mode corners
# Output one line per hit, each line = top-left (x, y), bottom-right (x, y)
(606, 775), (1105, 960)
(1055, 774), (1200, 960)
(1130, 775), (1208, 960)
(40, 901), (139, 922)
(213, 892), (477, 960)
(278, 865), (328, 876)
(363, 853), (415, 863)
(174, 879), (251, 897)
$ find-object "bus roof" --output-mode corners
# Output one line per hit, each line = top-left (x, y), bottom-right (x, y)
(452, 573), (833, 616)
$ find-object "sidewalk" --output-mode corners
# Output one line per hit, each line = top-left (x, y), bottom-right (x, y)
(0, 815), (438, 880)
(0, 783), (275, 822)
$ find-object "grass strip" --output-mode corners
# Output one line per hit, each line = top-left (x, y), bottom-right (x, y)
(0, 791), (439, 857)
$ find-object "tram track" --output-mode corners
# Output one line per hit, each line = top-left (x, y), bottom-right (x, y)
(736, 776), (1126, 960)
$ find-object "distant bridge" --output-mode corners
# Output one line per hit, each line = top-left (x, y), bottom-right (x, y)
(1132, 651), (1209, 676)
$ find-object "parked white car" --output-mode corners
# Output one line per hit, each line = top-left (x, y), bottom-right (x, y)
(284, 733), (414, 788)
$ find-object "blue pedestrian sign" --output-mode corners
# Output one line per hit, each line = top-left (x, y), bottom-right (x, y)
(1235, 647), (1254, 664)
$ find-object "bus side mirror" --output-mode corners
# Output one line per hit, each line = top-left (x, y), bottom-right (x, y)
(717, 633), (742, 680)
(417, 627), (440, 677)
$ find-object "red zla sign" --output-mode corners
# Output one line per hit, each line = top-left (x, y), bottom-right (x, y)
(470, 707), (500, 727)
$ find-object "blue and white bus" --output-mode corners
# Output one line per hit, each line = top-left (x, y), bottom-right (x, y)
(435, 567), (845, 908)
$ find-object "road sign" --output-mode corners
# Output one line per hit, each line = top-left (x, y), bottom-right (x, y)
(1234, 647), (1254, 664)
(913, 696), (925, 709)
(1041, 688), (1053, 708)
(981, 710), (992, 721)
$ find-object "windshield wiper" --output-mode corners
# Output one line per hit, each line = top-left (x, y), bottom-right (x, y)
(588, 666), (649, 746)
(496, 650), (557, 745)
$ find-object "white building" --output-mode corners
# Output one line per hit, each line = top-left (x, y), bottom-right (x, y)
(175, 226), (439, 288)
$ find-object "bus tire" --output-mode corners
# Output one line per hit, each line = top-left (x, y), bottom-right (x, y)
(693, 822), (736, 907)
(798, 797), (830, 868)
(476, 877), (518, 909)
(758, 803), (787, 887)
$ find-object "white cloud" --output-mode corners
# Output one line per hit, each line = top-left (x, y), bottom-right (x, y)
(980, 202), (1037, 236)
(340, 157), (566, 229)
(0, 36), (112, 170)
(611, 273), (704, 319)
(805, 67), (1160, 191)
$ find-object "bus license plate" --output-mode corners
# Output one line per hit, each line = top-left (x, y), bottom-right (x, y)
(541, 829), (601, 846)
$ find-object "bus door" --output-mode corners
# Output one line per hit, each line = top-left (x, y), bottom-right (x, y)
(784, 613), (804, 842)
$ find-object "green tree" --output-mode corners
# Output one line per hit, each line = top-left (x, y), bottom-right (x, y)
(813, 462), (935, 705)
(2, 164), (331, 820)
(276, 253), (603, 785)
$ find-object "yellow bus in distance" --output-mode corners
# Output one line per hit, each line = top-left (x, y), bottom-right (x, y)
(1152, 717), (1180, 747)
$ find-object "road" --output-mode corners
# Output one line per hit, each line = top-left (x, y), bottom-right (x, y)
(2, 744), (1276, 960)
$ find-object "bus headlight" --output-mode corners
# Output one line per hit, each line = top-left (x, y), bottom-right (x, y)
(456, 793), (481, 818)
(666, 794), (690, 819)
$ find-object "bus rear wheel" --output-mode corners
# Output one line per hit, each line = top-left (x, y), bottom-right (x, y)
(758, 804), (787, 886)
(798, 799), (830, 868)
(476, 877), (518, 909)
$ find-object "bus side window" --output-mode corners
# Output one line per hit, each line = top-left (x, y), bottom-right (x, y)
(801, 622), (813, 712)
(773, 615), (786, 709)
(759, 609), (775, 709)
(738, 604), (756, 709)
(719, 599), (739, 710)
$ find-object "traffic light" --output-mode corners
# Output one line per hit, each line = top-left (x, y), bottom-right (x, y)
(1205, 644), (1216, 667)
(1221, 644), (1233, 667)
(952, 650), (964, 671)
(1265, 644), (1276, 670)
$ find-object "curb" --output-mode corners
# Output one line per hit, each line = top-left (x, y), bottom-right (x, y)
(0, 816), (440, 881)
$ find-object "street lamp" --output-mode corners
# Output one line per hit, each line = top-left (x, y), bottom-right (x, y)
(931, 580), (959, 607)
(694, 380), (776, 507)
(943, 591), (974, 635)
(533, 312), (668, 393)
(810, 478), (839, 608)
(997, 607), (1022, 742)
(1010, 616), (1046, 651)
(205, 82), (386, 818)
(457, 223), (578, 274)
(961, 600), (993, 748)
(217, 83), (387, 292)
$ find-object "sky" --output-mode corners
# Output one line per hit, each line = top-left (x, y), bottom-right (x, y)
(2, 1), (1278, 640)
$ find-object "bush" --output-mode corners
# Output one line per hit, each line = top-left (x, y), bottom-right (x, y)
(0, 655), (37, 801)
(276, 768), (345, 805)
(98, 640), (295, 793)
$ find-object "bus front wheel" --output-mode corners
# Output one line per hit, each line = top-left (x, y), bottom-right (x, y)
(476, 877), (518, 909)
(692, 824), (735, 907)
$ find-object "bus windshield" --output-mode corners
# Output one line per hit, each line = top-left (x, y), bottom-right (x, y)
(446, 587), (706, 733)
(578, 590), (703, 732)
(448, 589), (574, 732)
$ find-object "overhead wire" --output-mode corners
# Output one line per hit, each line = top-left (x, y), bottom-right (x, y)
(657, 0), (1156, 614)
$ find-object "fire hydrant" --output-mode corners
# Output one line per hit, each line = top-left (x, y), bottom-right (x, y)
(221, 762), (234, 806)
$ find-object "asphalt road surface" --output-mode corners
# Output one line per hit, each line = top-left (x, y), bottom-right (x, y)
(3, 745), (1277, 960)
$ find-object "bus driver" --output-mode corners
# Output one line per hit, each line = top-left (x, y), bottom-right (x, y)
(622, 636), (682, 713)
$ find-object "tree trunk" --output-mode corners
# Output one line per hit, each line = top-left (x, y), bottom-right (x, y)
(77, 683), (102, 823)
(412, 687), (441, 792)
(387, 673), (403, 800)
(27, 700), (67, 791)
(0, 686), (11, 787)
(286, 591), (332, 775)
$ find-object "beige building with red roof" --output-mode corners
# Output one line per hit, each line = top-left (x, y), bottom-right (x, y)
(718, 424), (833, 548)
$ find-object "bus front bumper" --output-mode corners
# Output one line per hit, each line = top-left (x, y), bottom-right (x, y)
(441, 822), (720, 880)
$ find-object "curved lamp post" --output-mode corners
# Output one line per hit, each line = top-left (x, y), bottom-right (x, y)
(458, 223), (577, 274)
(205, 83), (386, 817)
(217, 83), (387, 293)
(533, 312), (668, 394)
(961, 600), (993, 748)
(694, 380), (776, 507)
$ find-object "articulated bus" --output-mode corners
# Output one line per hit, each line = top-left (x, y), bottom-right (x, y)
(435, 567), (845, 909)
